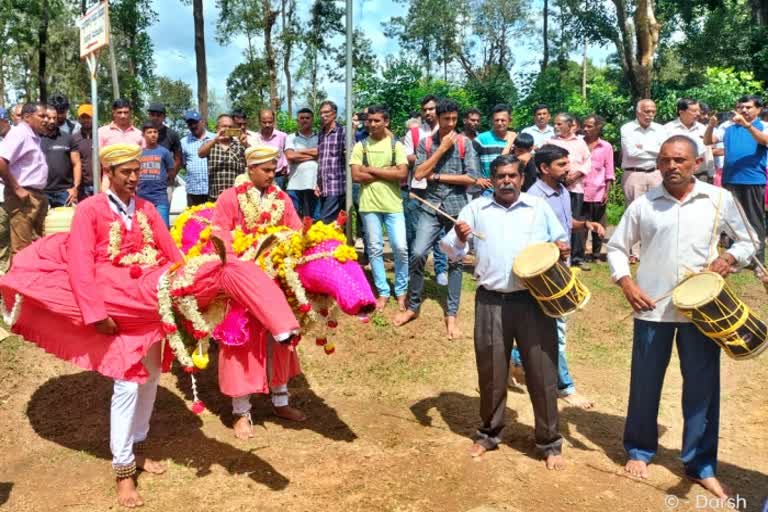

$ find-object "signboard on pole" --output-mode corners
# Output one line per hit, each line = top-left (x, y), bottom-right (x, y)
(79, 1), (110, 59)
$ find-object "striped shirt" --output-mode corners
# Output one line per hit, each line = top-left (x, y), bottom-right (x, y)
(317, 123), (346, 197)
(475, 130), (510, 178)
(180, 130), (215, 195)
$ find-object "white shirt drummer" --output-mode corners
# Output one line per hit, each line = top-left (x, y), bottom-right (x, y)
(607, 178), (755, 322)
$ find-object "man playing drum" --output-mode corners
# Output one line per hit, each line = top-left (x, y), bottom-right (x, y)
(607, 135), (755, 498)
(441, 154), (569, 469)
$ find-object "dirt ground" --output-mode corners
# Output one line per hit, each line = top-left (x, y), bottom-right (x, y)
(1, 264), (767, 511)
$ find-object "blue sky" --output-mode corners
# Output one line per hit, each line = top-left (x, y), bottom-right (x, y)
(147, 0), (610, 110)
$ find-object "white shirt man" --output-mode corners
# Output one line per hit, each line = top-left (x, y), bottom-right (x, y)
(521, 105), (555, 149)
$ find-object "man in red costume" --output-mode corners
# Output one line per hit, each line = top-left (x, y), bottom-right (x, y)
(0, 144), (299, 507)
(211, 145), (307, 440)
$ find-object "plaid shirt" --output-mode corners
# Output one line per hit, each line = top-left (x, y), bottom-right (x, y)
(181, 131), (215, 195)
(207, 141), (246, 200)
(317, 123), (346, 197)
(414, 132), (481, 217)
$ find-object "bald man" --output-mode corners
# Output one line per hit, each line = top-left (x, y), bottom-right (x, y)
(619, 99), (666, 262)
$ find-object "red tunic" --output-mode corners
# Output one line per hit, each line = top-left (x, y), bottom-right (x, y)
(211, 186), (303, 397)
(0, 194), (299, 384)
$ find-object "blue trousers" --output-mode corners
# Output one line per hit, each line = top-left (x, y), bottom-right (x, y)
(402, 190), (447, 275)
(154, 203), (170, 227)
(361, 211), (409, 297)
(624, 319), (720, 479)
(407, 207), (462, 316)
(511, 318), (575, 395)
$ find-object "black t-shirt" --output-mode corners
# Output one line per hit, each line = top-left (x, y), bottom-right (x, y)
(73, 131), (93, 186)
(158, 125), (181, 157)
(42, 129), (77, 192)
(521, 158), (538, 192)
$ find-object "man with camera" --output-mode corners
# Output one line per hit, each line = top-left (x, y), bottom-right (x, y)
(198, 114), (248, 201)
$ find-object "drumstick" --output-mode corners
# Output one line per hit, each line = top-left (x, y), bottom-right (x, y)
(720, 214), (768, 293)
(620, 289), (674, 321)
(408, 192), (486, 240)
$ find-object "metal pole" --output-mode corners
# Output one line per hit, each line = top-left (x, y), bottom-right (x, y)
(107, 17), (120, 99)
(87, 53), (101, 193)
(344, 0), (354, 243)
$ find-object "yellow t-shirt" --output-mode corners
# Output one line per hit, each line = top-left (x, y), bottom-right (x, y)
(350, 136), (408, 213)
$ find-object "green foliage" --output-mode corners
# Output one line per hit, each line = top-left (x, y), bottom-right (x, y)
(354, 58), (480, 136)
(656, 67), (764, 120)
(276, 110), (298, 134)
(151, 77), (193, 133)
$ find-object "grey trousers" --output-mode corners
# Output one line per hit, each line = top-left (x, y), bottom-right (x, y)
(473, 287), (562, 456)
(724, 184), (765, 265)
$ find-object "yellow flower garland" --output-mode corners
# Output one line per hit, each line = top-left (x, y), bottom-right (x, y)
(107, 212), (161, 266)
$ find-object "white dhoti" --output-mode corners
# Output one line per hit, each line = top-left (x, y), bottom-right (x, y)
(110, 341), (162, 469)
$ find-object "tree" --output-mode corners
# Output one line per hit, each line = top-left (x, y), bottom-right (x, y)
(152, 76), (194, 131)
(559, 0), (662, 100)
(109, 0), (157, 109)
(193, 0), (208, 120)
(280, 0), (299, 116)
(297, 0), (343, 112)
(227, 59), (271, 117)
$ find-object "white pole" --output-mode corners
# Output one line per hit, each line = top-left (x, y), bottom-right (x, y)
(344, 0), (354, 243)
(86, 53), (101, 193)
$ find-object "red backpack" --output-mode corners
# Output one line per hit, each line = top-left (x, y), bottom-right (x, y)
(424, 132), (467, 162)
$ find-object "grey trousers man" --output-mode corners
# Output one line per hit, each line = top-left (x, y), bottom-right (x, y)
(473, 286), (562, 455)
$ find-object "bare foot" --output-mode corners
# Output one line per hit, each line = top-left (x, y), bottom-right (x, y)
(375, 296), (389, 310)
(393, 309), (418, 327)
(274, 405), (306, 422)
(396, 295), (407, 312)
(233, 415), (254, 440)
(508, 365), (526, 388)
(688, 476), (731, 499)
(624, 459), (649, 479)
(134, 455), (166, 475)
(546, 454), (566, 470)
(446, 316), (462, 340)
(116, 477), (144, 508)
(469, 443), (487, 458)
(560, 392), (594, 409)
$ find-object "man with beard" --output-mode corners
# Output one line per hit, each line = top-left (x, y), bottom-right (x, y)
(42, 105), (81, 207)
(440, 154), (568, 469)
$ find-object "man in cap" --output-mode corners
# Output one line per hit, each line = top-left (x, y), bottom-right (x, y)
(0, 102), (50, 262)
(74, 104), (95, 199)
(180, 110), (215, 206)
(147, 102), (182, 171)
(211, 144), (307, 440)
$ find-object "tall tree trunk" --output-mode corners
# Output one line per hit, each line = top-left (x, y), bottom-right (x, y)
(632, 0), (660, 99)
(541, 0), (549, 72)
(310, 48), (318, 112)
(262, 0), (279, 112)
(38, 0), (49, 102)
(581, 38), (587, 98)
(193, 0), (208, 120)
(751, 0), (768, 25)
(281, 0), (294, 117)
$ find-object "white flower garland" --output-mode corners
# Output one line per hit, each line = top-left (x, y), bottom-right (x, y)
(235, 179), (286, 232)
(0, 293), (23, 327)
(107, 212), (160, 266)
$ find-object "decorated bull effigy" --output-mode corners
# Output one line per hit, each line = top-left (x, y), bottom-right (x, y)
(171, 201), (376, 357)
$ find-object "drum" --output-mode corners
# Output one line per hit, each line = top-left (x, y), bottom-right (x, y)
(512, 242), (590, 318)
(673, 272), (768, 360)
(44, 206), (75, 235)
